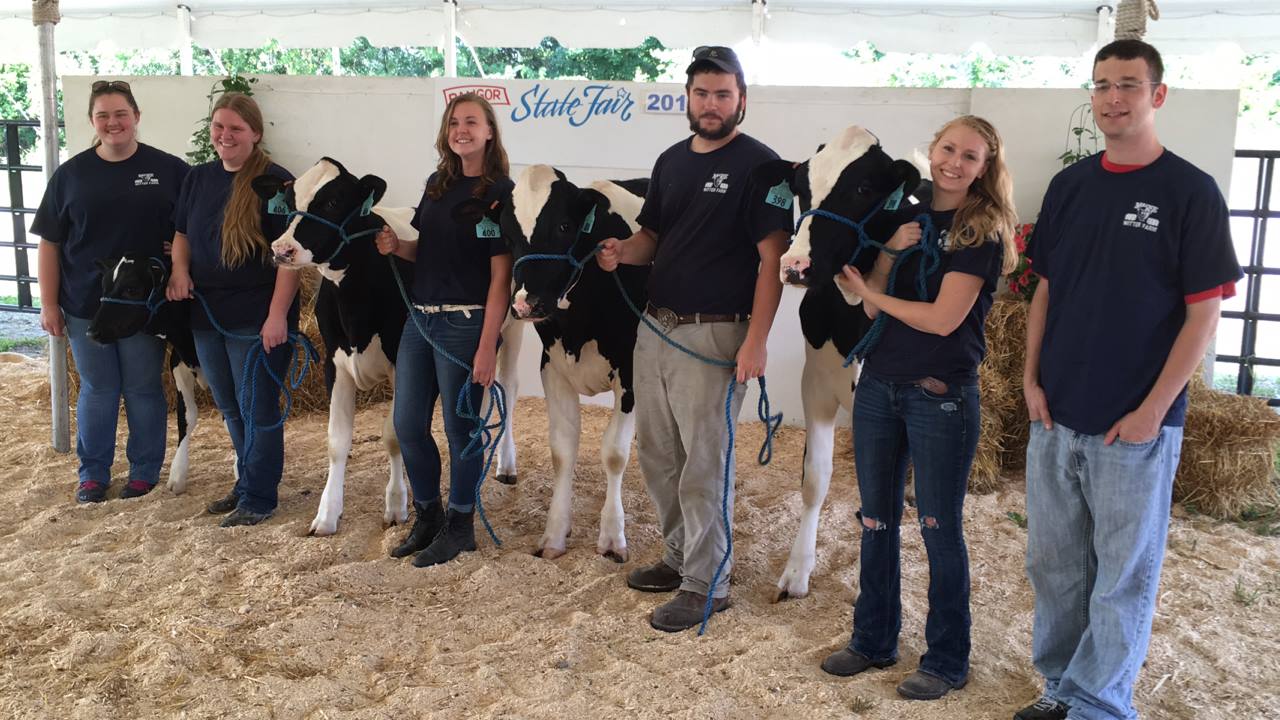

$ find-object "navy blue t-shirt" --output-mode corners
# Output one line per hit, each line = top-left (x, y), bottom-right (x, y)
(864, 208), (1004, 385)
(410, 174), (514, 305)
(174, 161), (297, 331)
(31, 144), (189, 318)
(637, 133), (793, 315)
(1027, 151), (1242, 435)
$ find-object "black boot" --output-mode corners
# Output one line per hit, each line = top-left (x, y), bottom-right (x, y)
(412, 508), (476, 567)
(390, 499), (446, 558)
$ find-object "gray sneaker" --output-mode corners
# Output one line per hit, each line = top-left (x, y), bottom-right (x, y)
(1014, 696), (1069, 720)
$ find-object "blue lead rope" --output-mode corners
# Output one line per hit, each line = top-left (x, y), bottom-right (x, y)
(387, 255), (508, 547)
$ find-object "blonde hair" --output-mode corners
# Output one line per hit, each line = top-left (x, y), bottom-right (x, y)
(930, 115), (1018, 274)
(425, 93), (510, 201)
(212, 93), (273, 269)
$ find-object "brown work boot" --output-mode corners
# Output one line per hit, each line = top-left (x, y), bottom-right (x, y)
(626, 559), (682, 592)
(649, 590), (730, 632)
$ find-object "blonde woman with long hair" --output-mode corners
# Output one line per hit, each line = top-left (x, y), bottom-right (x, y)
(819, 115), (1017, 700)
(166, 92), (299, 527)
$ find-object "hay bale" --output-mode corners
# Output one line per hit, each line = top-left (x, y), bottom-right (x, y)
(1176, 375), (1280, 518)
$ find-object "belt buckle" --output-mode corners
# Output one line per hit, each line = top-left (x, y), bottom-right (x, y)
(652, 306), (679, 333)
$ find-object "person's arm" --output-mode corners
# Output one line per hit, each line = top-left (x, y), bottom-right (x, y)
(1104, 298), (1221, 445)
(735, 230), (788, 383)
(1022, 277), (1053, 429)
(260, 266), (301, 351)
(37, 241), (64, 337)
(836, 264), (983, 336)
(375, 224), (419, 262)
(166, 232), (195, 301)
(859, 221), (923, 318)
(472, 253), (511, 388)
(596, 227), (658, 270)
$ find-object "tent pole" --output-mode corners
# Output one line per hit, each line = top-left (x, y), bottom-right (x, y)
(177, 3), (193, 75)
(1096, 4), (1116, 46)
(444, 0), (458, 78)
(33, 0), (69, 453)
(751, 0), (765, 85)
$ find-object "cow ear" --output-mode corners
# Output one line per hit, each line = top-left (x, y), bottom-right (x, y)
(95, 257), (116, 275)
(908, 179), (933, 208)
(251, 174), (286, 200)
(888, 159), (922, 197)
(752, 159), (796, 189)
(357, 175), (387, 207)
(453, 198), (503, 225)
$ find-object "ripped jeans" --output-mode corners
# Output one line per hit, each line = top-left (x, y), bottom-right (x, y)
(847, 372), (980, 686)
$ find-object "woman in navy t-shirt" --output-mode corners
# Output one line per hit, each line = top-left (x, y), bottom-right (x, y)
(32, 80), (189, 504)
(375, 93), (514, 567)
(819, 116), (1018, 700)
(166, 93), (299, 528)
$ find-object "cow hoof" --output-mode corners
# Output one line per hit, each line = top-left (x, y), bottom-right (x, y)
(309, 518), (339, 537)
(496, 473), (518, 485)
(534, 546), (567, 560)
(774, 586), (808, 602)
(600, 548), (628, 564)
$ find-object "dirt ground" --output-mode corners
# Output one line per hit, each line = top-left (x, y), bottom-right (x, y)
(0, 353), (1277, 719)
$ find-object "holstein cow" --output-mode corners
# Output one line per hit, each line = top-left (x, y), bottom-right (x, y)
(458, 164), (648, 562)
(253, 157), (524, 536)
(87, 253), (206, 494)
(752, 126), (922, 599)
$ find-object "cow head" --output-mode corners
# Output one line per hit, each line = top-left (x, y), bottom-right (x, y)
(252, 157), (386, 270)
(457, 164), (636, 322)
(757, 126), (921, 294)
(87, 254), (167, 344)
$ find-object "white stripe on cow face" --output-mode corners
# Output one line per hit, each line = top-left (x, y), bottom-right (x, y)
(783, 126), (877, 278)
(292, 159), (341, 213)
(112, 256), (133, 282)
(514, 164), (558, 243)
(587, 180), (643, 234)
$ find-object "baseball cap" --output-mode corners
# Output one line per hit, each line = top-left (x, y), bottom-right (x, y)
(686, 45), (744, 76)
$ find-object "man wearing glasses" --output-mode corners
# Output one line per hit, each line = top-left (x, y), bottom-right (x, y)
(1016, 40), (1242, 720)
(596, 46), (791, 632)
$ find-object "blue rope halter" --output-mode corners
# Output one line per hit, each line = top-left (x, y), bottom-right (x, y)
(268, 190), (381, 265)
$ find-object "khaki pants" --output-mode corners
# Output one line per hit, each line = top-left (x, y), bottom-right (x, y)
(634, 320), (748, 599)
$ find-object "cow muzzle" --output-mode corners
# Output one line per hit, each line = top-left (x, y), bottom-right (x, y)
(780, 257), (811, 287)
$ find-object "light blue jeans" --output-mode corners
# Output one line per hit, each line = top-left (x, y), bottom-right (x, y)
(65, 313), (167, 488)
(1025, 421), (1184, 720)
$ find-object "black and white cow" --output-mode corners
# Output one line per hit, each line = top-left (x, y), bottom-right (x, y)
(87, 253), (205, 494)
(459, 164), (648, 562)
(753, 126), (922, 599)
(254, 158), (524, 535)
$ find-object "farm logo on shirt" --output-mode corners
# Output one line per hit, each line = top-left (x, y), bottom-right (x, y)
(703, 173), (729, 194)
(133, 173), (159, 187)
(1123, 202), (1160, 232)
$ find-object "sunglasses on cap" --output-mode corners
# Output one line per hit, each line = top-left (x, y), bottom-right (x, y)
(91, 80), (132, 93)
(692, 46), (735, 61)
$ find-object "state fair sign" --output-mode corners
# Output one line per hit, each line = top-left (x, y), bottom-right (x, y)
(439, 79), (692, 179)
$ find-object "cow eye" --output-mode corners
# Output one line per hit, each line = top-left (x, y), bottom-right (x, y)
(558, 221), (572, 234)
(856, 184), (871, 196)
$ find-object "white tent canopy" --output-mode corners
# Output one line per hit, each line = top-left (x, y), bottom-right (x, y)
(2, 0), (1279, 63)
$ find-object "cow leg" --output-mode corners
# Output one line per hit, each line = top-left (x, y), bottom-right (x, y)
(493, 320), (522, 485)
(596, 385), (634, 563)
(535, 367), (579, 559)
(311, 369), (357, 536)
(777, 354), (842, 601)
(382, 373), (408, 526)
(165, 360), (200, 495)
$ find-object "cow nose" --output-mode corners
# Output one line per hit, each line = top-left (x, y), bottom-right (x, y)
(781, 258), (811, 287)
(273, 248), (296, 266)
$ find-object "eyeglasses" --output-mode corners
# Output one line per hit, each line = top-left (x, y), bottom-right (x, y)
(1088, 80), (1158, 96)
(91, 80), (132, 93)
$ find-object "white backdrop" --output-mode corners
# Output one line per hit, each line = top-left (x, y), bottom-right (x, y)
(62, 75), (1239, 426)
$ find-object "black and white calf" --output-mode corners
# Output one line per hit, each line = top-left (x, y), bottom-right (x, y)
(255, 158), (523, 535)
(753, 126), (922, 599)
(460, 164), (648, 561)
(87, 254), (205, 494)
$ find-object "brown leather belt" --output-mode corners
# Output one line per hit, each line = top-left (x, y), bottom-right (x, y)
(645, 303), (748, 333)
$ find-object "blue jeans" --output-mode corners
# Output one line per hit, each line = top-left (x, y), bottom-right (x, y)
(192, 328), (291, 514)
(394, 310), (486, 512)
(65, 313), (167, 487)
(1025, 422), (1183, 720)
(849, 373), (979, 686)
